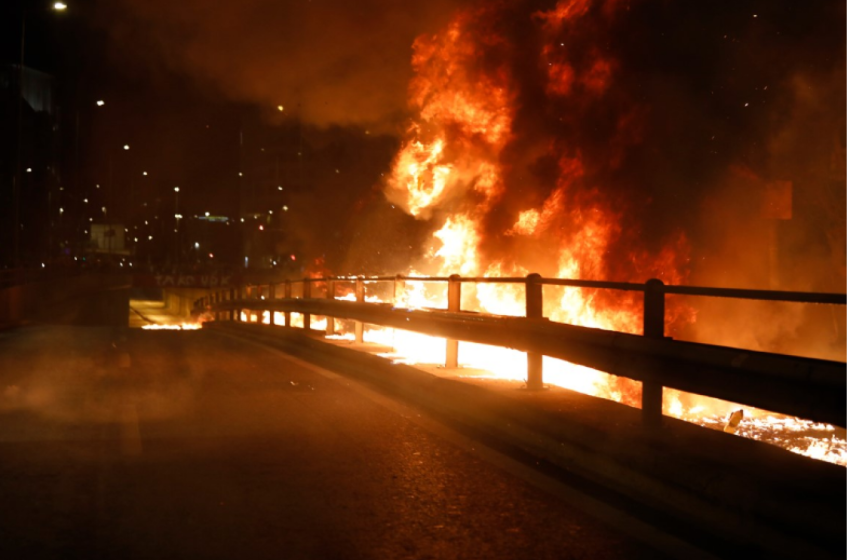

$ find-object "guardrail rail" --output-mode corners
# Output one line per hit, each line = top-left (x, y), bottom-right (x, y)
(195, 274), (847, 428)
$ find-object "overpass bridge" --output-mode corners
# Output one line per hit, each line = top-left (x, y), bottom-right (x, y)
(0, 268), (845, 559)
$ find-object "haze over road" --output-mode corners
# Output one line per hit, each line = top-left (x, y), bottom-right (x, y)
(0, 325), (667, 559)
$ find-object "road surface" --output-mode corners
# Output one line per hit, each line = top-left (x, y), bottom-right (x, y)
(0, 324), (671, 559)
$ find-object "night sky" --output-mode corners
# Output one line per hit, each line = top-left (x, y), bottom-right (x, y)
(0, 0), (845, 288)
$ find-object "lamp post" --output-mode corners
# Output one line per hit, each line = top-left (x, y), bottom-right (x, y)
(174, 186), (180, 267)
(12, 1), (68, 267)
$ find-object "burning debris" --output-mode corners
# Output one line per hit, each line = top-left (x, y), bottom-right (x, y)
(702, 409), (847, 467)
(723, 409), (745, 434)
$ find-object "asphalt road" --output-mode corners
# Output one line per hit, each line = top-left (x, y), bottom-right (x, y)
(0, 325), (669, 560)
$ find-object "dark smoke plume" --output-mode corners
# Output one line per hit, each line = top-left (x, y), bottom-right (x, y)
(97, 0), (473, 130)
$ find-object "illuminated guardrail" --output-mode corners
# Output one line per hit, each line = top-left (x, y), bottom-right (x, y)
(195, 275), (847, 428)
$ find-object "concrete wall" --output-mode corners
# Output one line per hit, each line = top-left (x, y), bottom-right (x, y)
(162, 288), (214, 320)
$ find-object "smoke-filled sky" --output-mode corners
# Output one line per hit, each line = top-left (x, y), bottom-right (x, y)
(98, 0), (476, 130)
(96, 0), (845, 133)
(2, 0), (842, 293)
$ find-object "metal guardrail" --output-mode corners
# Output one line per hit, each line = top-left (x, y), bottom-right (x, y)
(194, 274), (847, 428)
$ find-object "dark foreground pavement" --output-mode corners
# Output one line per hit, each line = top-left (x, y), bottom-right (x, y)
(0, 325), (669, 560)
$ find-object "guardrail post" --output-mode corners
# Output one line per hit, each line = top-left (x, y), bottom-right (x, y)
(303, 279), (312, 330)
(326, 279), (336, 335)
(247, 285), (255, 322)
(642, 278), (665, 427)
(268, 282), (276, 325)
(526, 273), (544, 390)
(255, 284), (262, 322)
(445, 274), (461, 368)
(393, 274), (405, 307)
(354, 277), (365, 343)
(284, 280), (292, 327)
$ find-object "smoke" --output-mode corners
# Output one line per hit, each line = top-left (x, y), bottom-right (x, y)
(97, 0), (474, 130)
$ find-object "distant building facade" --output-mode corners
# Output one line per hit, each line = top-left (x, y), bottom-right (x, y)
(0, 64), (61, 267)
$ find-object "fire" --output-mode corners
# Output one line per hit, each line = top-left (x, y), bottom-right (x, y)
(432, 216), (480, 276)
(142, 323), (202, 330)
(381, 1), (679, 409)
(232, 1), (847, 466)
(389, 135), (452, 217)
(377, 0), (845, 465)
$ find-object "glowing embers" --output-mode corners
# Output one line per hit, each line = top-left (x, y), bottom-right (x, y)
(730, 416), (845, 465)
(665, 390), (847, 466)
(141, 323), (202, 330)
